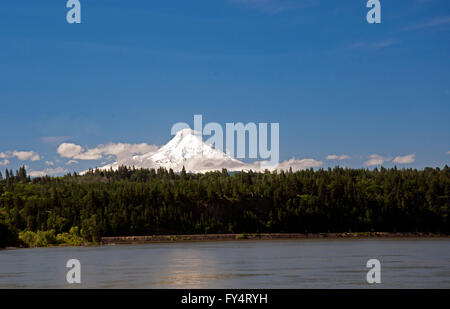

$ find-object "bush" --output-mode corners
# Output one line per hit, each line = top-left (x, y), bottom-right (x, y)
(56, 226), (85, 246)
(18, 227), (88, 247)
(19, 230), (57, 247)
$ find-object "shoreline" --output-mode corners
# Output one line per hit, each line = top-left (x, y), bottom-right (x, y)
(101, 232), (449, 245)
(2, 232), (448, 250)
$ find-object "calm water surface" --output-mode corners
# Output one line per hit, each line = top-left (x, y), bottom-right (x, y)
(0, 238), (449, 288)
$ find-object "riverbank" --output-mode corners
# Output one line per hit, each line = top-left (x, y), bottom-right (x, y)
(100, 232), (449, 245)
(2, 232), (447, 249)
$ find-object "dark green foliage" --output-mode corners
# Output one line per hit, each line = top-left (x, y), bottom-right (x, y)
(0, 166), (448, 244)
(0, 222), (21, 248)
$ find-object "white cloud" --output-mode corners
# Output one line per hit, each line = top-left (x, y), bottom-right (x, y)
(326, 154), (351, 160)
(29, 167), (68, 177)
(364, 154), (392, 166)
(0, 159), (10, 166)
(73, 148), (103, 160)
(45, 161), (54, 166)
(57, 143), (84, 158)
(98, 143), (159, 158)
(447, 151), (450, 155)
(393, 154), (416, 164)
(57, 142), (158, 161)
(66, 160), (79, 165)
(0, 150), (40, 161)
(29, 171), (45, 177)
(12, 151), (40, 161)
(271, 158), (323, 171)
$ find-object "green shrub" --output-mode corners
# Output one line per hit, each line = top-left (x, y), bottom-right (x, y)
(19, 230), (58, 247)
(56, 226), (85, 246)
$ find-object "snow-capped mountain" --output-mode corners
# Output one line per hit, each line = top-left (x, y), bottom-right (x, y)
(95, 128), (324, 173)
(99, 128), (246, 173)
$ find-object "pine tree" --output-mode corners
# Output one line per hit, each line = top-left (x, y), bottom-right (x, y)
(0, 171), (3, 181)
(181, 166), (186, 180)
(19, 166), (27, 181)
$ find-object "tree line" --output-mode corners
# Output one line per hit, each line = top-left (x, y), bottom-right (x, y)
(0, 165), (448, 247)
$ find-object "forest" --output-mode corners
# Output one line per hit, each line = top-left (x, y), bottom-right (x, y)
(0, 165), (448, 247)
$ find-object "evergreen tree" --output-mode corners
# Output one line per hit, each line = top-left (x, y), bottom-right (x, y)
(181, 166), (187, 180)
(18, 166), (27, 181)
(0, 165), (447, 248)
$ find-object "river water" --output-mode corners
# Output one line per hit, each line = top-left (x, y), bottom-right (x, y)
(0, 238), (449, 288)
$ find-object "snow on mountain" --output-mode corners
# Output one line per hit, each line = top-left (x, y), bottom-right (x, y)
(99, 128), (246, 173)
(95, 128), (323, 173)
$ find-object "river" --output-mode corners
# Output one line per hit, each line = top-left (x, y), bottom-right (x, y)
(0, 238), (449, 288)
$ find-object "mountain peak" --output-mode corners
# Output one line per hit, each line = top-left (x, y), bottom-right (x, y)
(98, 128), (245, 173)
(173, 128), (200, 137)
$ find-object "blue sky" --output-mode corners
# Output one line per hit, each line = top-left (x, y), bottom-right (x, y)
(0, 0), (449, 175)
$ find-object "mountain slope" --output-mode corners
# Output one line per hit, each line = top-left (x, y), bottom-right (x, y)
(96, 129), (323, 173)
(99, 129), (246, 173)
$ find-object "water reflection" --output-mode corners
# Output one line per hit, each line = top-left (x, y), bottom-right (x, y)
(155, 248), (221, 288)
